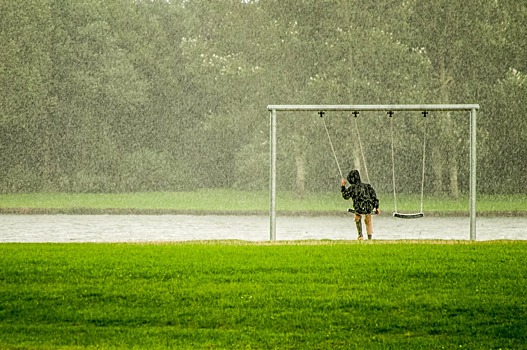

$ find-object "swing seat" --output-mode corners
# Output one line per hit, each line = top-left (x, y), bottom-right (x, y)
(347, 208), (378, 215)
(393, 212), (424, 219)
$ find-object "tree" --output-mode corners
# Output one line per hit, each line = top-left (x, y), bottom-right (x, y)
(252, 0), (434, 194)
(480, 69), (527, 194)
(47, 0), (152, 191)
(402, 0), (524, 196)
(179, 0), (272, 187)
(0, 0), (54, 191)
(1, 0), (525, 195)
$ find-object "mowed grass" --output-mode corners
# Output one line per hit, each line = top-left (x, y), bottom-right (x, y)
(1, 242), (526, 349)
(0, 190), (525, 214)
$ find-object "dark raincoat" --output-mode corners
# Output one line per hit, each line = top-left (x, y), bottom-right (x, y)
(341, 170), (379, 215)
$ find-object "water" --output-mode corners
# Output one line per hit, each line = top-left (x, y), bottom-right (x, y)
(1, 215), (526, 242)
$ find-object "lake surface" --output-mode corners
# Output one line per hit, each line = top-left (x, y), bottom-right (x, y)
(1, 215), (526, 242)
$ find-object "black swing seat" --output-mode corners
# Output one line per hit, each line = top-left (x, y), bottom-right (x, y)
(347, 208), (378, 215)
(393, 212), (424, 219)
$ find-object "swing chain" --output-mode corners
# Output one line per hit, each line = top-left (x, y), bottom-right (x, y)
(390, 111), (428, 218)
(320, 112), (344, 180)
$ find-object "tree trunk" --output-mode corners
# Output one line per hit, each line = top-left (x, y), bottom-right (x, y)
(431, 146), (444, 195)
(295, 152), (305, 198)
(438, 61), (460, 197)
(444, 113), (460, 199)
(449, 158), (459, 199)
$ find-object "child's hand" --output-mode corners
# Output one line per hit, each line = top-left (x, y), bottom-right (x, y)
(341, 179), (346, 186)
(375, 208), (380, 215)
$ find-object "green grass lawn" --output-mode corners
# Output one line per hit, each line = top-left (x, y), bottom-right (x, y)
(0, 190), (525, 215)
(1, 242), (526, 349)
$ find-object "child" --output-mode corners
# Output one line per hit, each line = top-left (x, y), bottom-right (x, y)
(341, 169), (380, 240)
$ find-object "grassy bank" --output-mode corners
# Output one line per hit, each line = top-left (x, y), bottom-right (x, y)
(0, 242), (526, 349)
(0, 190), (525, 215)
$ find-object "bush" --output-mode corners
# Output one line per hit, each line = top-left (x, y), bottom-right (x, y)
(0, 164), (41, 193)
(119, 150), (197, 192)
(69, 170), (113, 193)
(233, 142), (269, 190)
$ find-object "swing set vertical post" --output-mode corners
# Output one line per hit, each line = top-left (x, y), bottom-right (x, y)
(470, 108), (477, 240)
(270, 108), (277, 241)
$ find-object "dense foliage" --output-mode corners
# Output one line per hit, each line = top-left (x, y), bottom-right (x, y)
(1, 0), (525, 194)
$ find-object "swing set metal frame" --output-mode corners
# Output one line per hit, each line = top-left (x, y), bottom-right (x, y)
(267, 104), (480, 241)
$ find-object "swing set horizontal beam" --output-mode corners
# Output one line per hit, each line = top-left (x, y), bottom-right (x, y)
(267, 104), (480, 112)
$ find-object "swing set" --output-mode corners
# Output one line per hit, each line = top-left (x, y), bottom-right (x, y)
(267, 104), (479, 241)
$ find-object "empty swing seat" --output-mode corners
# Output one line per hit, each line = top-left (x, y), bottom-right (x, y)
(393, 212), (424, 219)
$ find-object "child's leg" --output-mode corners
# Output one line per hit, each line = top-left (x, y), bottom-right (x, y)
(354, 214), (363, 239)
(365, 214), (373, 239)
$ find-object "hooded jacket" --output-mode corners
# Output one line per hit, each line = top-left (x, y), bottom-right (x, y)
(341, 170), (379, 214)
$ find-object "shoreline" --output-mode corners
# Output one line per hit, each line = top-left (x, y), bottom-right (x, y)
(1, 207), (525, 217)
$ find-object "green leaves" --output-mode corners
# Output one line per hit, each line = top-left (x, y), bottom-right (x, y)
(1, 0), (525, 194)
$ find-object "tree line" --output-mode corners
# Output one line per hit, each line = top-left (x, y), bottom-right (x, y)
(1, 0), (525, 195)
